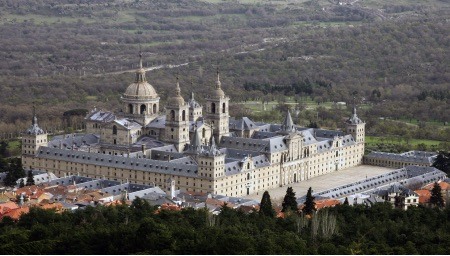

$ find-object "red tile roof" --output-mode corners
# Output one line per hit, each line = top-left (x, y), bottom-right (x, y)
(0, 201), (19, 215)
(415, 189), (431, 204)
(1, 206), (30, 220)
(423, 181), (450, 191)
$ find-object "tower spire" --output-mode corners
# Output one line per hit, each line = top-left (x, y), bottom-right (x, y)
(175, 76), (181, 96)
(216, 67), (221, 89)
(135, 51), (146, 83)
(281, 110), (295, 132)
(32, 103), (37, 126)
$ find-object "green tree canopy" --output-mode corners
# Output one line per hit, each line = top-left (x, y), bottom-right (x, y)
(26, 170), (35, 186)
(282, 187), (298, 213)
(259, 191), (275, 218)
(433, 151), (450, 175)
(302, 187), (315, 215)
(429, 182), (444, 208)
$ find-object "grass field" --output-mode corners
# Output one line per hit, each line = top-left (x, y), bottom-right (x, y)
(366, 136), (443, 147)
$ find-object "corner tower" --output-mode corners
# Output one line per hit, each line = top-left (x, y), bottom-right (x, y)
(121, 53), (160, 125)
(197, 137), (225, 193)
(345, 105), (365, 144)
(164, 78), (190, 152)
(205, 69), (230, 141)
(22, 106), (48, 170)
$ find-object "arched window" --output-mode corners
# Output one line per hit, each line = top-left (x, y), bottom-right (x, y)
(202, 128), (206, 138)
(128, 104), (133, 114)
(222, 102), (226, 113)
(247, 173), (251, 180)
(170, 110), (175, 121)
(112, 125), (117, 135)
(182, 110), (186, 121)
(140, 104), (146, 114)
(153, 104), (157, 114)
(211, 103), (216, 114)
(247, 163), (250, 169)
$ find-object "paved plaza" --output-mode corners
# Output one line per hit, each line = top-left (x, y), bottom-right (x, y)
(244, 165), (395, 203)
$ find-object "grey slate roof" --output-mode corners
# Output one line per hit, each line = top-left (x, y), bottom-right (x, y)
(146, 115), (166, 129)
(133, 136), (167, 149)
(86, 109), (116, 123)
(299, 130), (318, 145)
(346, 106), (363, 124)
(188, 92), (202, 109)
(114, 118), (142, 130)
(48, 134), (100, 149)
(366, 151), (436, 165)
(299, 166), (446, 200)
(314, 129), (345, 138)
(37, 147), (199, 178)
(220, 135), (287, 153)
(229, 117), (259, 131)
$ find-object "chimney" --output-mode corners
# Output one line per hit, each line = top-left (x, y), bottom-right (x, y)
(141, 144), (146, 154)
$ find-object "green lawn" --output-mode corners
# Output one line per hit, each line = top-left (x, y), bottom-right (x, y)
(366, 136), (443, 147)
(6, 140), (21, 156)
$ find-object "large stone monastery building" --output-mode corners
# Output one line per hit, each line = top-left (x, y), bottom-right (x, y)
(22, 57), (366, 197)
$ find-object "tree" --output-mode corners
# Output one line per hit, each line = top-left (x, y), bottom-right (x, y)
(26, 170), (35, 186)
(259, 191), (275, 218)
(3, 158), (25, 187)
(282, 187), (298, 213)
(433, 151), (450, 175)
(343, 197), (349, 205)
(429, 182), (444, 208)
(302, 187), (315, 215)
(19, 178), (25, 188)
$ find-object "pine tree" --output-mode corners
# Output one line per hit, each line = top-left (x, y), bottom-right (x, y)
(429, 182), (444, 208)
(3, 158), (26, 187)
(433, 151), (450, 175)
(302, 187), (315, 215)
(259, 191), (275, 218)
(282, 187), (298, 213)
(26, 170), (35, 186)
(343, 197), (349, 205)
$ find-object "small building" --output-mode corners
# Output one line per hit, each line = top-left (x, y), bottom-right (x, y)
(374, 183), (419, 210)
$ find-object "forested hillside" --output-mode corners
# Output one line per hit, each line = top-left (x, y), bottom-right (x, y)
(0, 0), (448, 143)
(1, 201), (450, 254)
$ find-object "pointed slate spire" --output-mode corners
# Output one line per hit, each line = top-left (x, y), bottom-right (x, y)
(282, 110), (295, 132)
(32, 104), (37, 126)
(216, 67), (221, 89)
(346, 103), (363, 124)
(175, 76), (181, 96)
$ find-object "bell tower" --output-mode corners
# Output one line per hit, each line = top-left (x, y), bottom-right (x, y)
(164, 78), (190, 152)
(205, 69), (230, 141)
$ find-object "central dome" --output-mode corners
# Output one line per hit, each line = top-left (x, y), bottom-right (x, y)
(123, 68), (158, 100)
